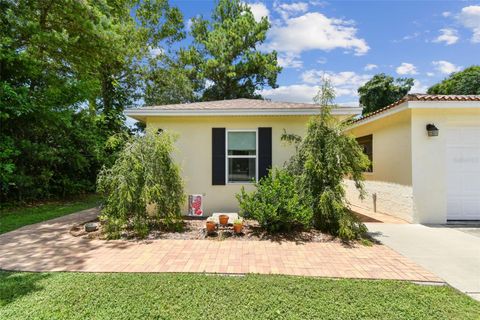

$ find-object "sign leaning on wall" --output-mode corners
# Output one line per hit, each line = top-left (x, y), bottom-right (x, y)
(188, 194), (204, 216)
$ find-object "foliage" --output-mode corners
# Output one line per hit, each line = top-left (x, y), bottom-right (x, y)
(427, 65), (480, 95)
(2, 272), (480, 320)
(142, 53), (200, 106)
(284, 79), (370, 240)
(181, 0), (282, 101)
(0, 0), (184, 203)
(358, 73), (414, 115)
(236, 168), (313, 232)
(97, 130), (185, 238)
(0, 194), (100, 235)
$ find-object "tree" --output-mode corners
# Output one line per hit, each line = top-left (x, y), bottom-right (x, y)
(284, 78), (370, 240)
(427, 66), (480, 95)
(0, 0), (184, 202)
(142, 54), (199, 106)
(97, 130), (185, 239)
(182, 0), (281, 101)
(358, 74), (414, 115)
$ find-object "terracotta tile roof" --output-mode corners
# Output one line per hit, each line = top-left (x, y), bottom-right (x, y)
(136, 98), (323, 110)
(350, 94), (480, 124)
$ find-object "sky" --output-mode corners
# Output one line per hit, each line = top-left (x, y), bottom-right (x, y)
(168, 0), (480, 106)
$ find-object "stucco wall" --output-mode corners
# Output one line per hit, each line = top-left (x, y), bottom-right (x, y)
(348, 102), (480, 224)
(347, 109), (412, 186)
(410, 105), (480, 224)
(146, 115), (310, 215)
(344, 179), (413, 222)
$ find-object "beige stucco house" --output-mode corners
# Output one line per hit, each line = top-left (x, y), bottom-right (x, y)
(125, 99), (360, 215)
(126, 95), (480, 224)
(345, 94), (480, 224)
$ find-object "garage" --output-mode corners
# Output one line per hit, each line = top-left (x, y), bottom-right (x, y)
(446, 126), (480, 221)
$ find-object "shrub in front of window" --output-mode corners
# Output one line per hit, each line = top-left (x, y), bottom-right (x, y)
(97, 130), (185, 239)
(236, 168), (313, 232)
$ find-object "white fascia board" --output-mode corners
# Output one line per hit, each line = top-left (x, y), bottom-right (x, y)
(124, 107), (362, 117)
(347, 100), (480, 130)
(408, 100), (480, 109)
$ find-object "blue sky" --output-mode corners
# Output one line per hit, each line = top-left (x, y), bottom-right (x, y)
(167, 0), (480, 105)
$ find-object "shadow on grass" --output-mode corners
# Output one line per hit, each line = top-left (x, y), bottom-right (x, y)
(0, 271), (49, 306)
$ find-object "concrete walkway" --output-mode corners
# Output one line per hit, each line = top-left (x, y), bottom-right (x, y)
(0, 209), (441, 282)
(366, 223), (480, 301)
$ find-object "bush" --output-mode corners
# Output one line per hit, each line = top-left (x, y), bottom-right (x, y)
(317, 189), (367, 240)
(236, 168), (312, 233)
(97, 130), (185, 238)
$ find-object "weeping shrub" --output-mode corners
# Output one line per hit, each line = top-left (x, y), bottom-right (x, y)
(236, 168), (313, 233)
(97, 130), (185, 238)
(283, 78), (370, 240)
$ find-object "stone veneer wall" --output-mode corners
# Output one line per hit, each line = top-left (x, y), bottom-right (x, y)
(344, 179), (414, 222)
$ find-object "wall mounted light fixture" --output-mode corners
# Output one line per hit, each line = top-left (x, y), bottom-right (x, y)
(426, 123), (439, 137)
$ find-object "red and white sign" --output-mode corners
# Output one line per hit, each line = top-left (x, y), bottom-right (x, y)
(188, 194), (204, 216)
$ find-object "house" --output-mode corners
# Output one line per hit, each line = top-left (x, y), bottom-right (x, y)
(125, 99), (360, 214)
(345, 94), (480, 224)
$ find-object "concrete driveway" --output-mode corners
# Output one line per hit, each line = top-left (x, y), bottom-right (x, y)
(366, 223), (480, 301)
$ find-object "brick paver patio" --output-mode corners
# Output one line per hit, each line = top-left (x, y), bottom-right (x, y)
(0, 208), (442, 282)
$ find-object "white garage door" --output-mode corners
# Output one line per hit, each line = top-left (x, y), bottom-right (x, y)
(446, 126), (480, 220)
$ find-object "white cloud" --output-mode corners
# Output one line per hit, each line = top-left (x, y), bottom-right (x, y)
(247, 2), (270, 22)
(458, 5), (480, 43)
(410, 79), (429, 93)
(432, 60), (462, 74)
(261, 84), (319, 103)
(301, 70), (371, 97)
(277, 52), (303, 68)
(186, 19), (193, 31)
(309, 0), (328, 7)
(149, 47), (163, 57)
(364, 64), (378, 71)
(248, 3), (270, 22)
(442, 11), (452, 17)
(266, 12), (369, 56)
(316, 57), (327, 64)
(186, 15), (201, 31)
(261, 69), (371, 103)
(393, 32), (421, 43)
(433, 28), (459, 45)
(396, 63), (418, 75)
(426, 72), (435, 77)
(274, 1), (309, 20)
(205, 79), (215, 88)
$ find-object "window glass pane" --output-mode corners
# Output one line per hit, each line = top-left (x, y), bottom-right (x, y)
(228, 158), (256, 182)
(228, 131), (256, 155)
(356, 135), (373, 172)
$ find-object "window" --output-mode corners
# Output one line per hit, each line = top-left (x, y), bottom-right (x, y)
(356, 134), (373, 172)
(226, 130), (257, 183)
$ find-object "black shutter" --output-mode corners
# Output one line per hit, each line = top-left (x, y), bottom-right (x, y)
(212, 128), (226, 185)
(258, 127), (272, 180)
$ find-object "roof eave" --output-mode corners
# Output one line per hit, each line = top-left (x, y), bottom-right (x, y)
(125, 107), (362, 120)
(347, 99), (480, 129)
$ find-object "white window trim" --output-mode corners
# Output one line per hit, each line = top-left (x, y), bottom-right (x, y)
(225, 129), (258, 184)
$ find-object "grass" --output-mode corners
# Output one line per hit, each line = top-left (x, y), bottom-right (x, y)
(0, 272), (478, 320)
(0, 194), (101, 235)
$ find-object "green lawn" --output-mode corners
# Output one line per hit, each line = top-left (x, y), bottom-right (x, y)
(0, 194), (101, 235)
(0, 272), (478, 320)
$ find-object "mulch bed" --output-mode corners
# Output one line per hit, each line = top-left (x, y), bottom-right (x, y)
(70, 217), (342, 243)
